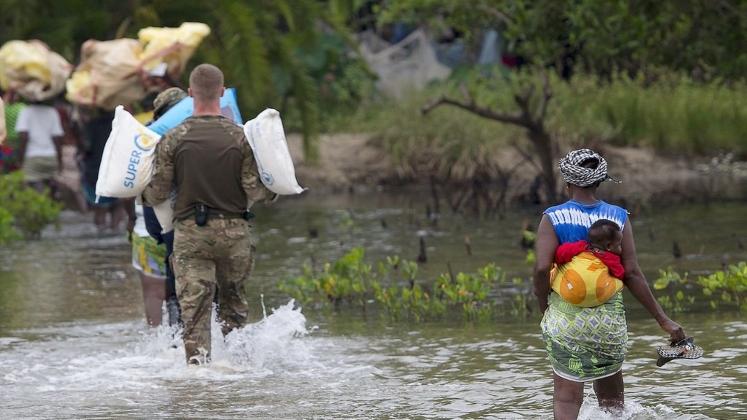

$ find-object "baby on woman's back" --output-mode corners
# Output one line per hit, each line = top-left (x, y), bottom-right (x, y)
(556, 219), (624, 278)
(551, 219), (625, 307)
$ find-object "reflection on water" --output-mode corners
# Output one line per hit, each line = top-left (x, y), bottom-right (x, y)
(1, 196), (746, 418)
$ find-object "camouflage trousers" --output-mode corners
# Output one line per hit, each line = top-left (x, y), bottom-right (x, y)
(173, 217), (255, 364)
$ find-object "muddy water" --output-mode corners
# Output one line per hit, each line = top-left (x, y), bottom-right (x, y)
(1, 195), (746, 419)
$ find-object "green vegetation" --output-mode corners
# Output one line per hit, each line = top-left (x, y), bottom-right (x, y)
(0, 172), (62, 242)
(334, 89), (526, 182)
(552, 74), (747, 155)
(374, 1), (746, 198)
(280, 248), (747, 321)
(279, 247), (535, 322)
(335, 72), (747, 180)
(1, 1), (744, 170)
(654, 263), (747, 313)
(382, 0), (746, 80)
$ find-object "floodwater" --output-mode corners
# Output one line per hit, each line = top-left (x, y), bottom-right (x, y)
(1, 194), (746, 419)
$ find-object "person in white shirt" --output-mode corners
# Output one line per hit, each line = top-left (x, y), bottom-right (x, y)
(14, 102), (64, 187)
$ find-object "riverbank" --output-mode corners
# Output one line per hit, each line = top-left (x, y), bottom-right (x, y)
(288, 133), (747, 206)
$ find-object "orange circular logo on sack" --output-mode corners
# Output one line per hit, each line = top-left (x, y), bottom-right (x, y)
(134, 130), (157, 151)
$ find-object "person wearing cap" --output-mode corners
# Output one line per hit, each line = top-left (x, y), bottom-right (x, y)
(152, 87), (186, 121)
(532, 149), (687, 419)
(143, 64), (275, 364)
(148, 86), (187, 327)
(127, 87), (187, 327)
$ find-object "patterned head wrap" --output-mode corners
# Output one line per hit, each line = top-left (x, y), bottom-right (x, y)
(559, 149), (620, 187)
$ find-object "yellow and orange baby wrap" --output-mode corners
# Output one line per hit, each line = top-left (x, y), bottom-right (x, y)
(550, 252), (623, 307)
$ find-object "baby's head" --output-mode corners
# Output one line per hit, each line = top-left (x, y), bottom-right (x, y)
(588, 219), (622, 255)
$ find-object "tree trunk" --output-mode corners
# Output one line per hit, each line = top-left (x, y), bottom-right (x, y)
(528, 127), (557, 203)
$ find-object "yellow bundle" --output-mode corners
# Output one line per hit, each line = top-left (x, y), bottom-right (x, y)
(550, 252), (623, 307)
(0, 40), (72, 101)
(66, 22), (210, 110)
(138, 22), (211, 76)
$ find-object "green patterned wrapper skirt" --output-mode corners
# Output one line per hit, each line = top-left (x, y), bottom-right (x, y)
(541, 292), (628, 382)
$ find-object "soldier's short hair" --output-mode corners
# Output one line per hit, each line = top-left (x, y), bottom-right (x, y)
(189, 64), (224, 101)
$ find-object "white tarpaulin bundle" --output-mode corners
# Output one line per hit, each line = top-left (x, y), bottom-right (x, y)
(359, 29), (450, 98)
(66, 39), (146, 111)
(66, 22), (210, 110)
(0, 40), (72, 101)
(244, 109), (304, 195)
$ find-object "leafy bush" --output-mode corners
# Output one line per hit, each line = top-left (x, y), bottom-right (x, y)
(279, 247), (374, 309)
(697, 263), (747, 311)
(279, 247), (534, 322)
(0, 172), (62, 241)
(283, 249), (747, 321)
(0, 207), (20, 244)
(654, 263), (747, 312)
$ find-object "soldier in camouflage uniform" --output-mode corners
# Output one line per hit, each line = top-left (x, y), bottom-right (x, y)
(144, 64), (275, 364)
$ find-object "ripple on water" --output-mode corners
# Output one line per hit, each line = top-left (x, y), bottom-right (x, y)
(3, 205), (747, 418)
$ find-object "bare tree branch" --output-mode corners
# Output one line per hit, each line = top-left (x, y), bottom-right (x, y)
(507, 153), (530, 175)
(537, 71), (553, 122)
(458, 83), (472, 103)
(476, 4), (515, 26)
(510, 141), (542, 172)
(421, 96), (527, 127)
(513, 84), (534, 117)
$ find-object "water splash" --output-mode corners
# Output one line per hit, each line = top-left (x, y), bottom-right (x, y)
(211, 299), (315, 373)
(578, 396), (713, 420)
(1, 300), (314, 391)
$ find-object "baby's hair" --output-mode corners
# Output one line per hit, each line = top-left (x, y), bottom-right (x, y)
(588, 219), (621, 249)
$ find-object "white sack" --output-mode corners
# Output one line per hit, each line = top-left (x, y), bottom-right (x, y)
(96, 106), (161, 198)
(243, 109), (304, 195)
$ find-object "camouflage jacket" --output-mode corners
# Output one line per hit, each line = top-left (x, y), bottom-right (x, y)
(143, 115), (274, 220)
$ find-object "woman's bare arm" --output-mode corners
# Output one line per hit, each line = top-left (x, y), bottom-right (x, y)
(621, 221), (686, 342)
(533, 215), (558, 314)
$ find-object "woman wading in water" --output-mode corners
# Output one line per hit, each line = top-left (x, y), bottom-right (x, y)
(533, 149), (686, 419)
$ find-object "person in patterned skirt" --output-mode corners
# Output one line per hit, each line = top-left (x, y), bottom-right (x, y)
(532, 148), (686, 419)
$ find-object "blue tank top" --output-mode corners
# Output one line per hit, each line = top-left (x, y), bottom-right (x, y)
(543, 200), (628, 244)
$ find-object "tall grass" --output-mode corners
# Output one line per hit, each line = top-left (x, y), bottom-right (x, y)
(328, 90), (524, 180)
(328, 73), (747, 162)
(554, 75), (747, 155)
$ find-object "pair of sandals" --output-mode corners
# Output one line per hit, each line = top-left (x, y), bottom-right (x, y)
(656, 337), (704, 367)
